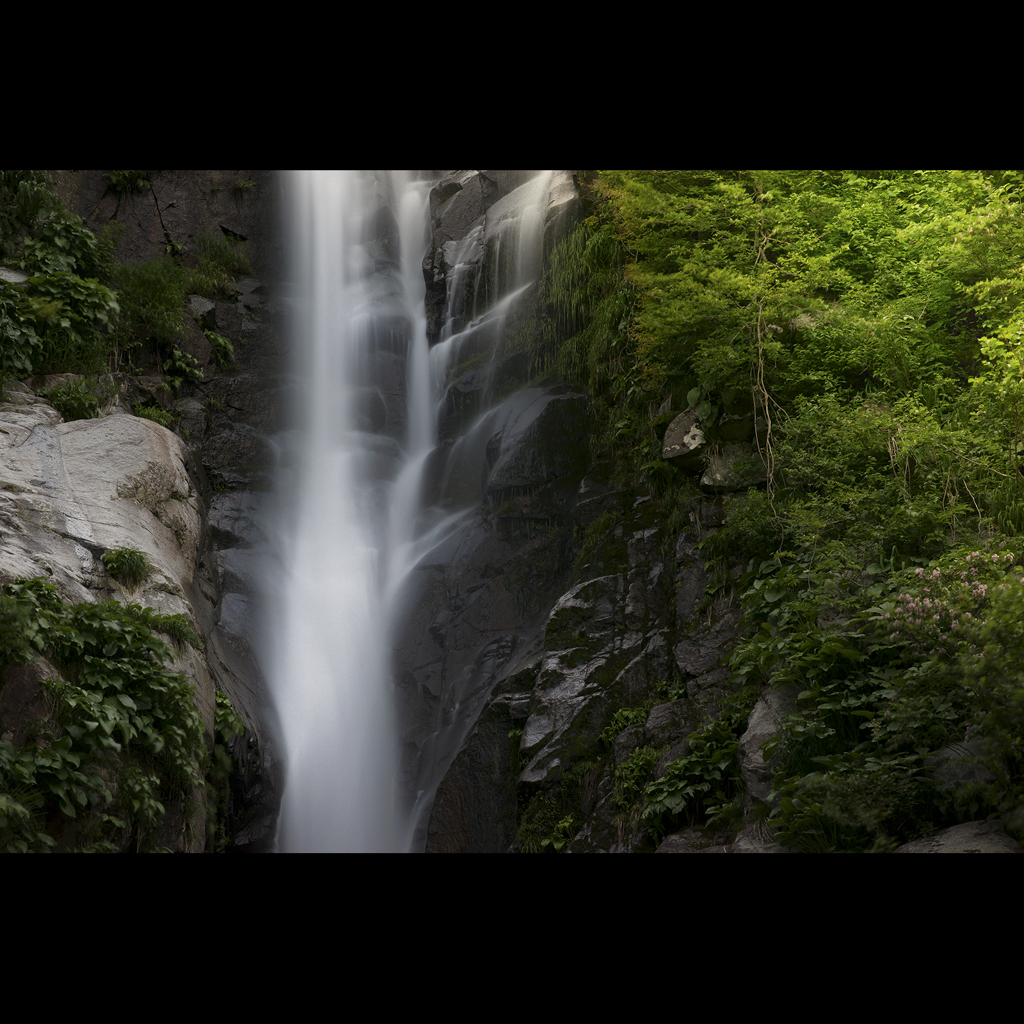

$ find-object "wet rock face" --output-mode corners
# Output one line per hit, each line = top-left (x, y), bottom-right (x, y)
(421, 481), (753, 852)
(392, 172), (586, 848)
(0, 383), (203, 614)
(393, 383), (591, 843)
(423, 171), (543, 340)
(514, 499), (722, 794)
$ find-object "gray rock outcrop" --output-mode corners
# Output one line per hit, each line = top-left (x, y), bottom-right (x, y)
(894, 820), (1022, 853)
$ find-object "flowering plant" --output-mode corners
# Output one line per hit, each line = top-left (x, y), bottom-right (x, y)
(875, 547), (1019, 662)
(865, 544), (1021, 754)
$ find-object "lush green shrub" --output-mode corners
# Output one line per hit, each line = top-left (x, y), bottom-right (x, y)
(134, 404), (175, 429)
(186, 232), (251, 297)
(0, 280), (45, 388)
(0, 577), (207, 852)
(205, 329), (235, 368)
(642, 686), (757, 835)
(102, 547), (151, 591)
(1, 170), (113, 280)
(0, 172), (121, 387)
(105, 170), (154, 196)
(163, 346), (205, 392)
(108, 258), (189, 369)
(38, 376), (105, 421)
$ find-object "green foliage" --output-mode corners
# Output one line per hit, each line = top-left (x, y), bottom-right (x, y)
(23, 272), (119, 373)
(186, 232), (251, 297)
(108, 258), (189, 368)
(719, 542), (1024, 850)
(0, 273), (119, 381)
(516, 756), (604, 853)
(613, 745), (663, 811)
(154, 612), (205, 652)
(548, 170), (1024, 850)
(105, 170), (154, 196)
(205, 329), (235, 368)
(38, 376), (104, 422)
(642, 686), (757, 835)
(206, 690), (243, 850)
(768, 750), (932, 853)
(0, 577), (208, 852)
(102, 547), (151, 592)
(540, 216), (632, 385)
(540, 813), (577, 852)
(133, 403), (175, 428)
(0, 280), (45, 386)
(955, 558), (1024, 833)
(163, 346), (205, 392)
(599, 704), (651, 748)
(0, 173), (121, 386)
(1, 171), (112, 279)
(0, 173), (120, 389)
(0, 170), (52, 251)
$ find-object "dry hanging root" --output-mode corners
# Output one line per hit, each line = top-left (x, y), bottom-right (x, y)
(753, 298), (778, 509)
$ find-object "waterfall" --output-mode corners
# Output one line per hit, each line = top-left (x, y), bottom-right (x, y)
(263, 170), (555, 852)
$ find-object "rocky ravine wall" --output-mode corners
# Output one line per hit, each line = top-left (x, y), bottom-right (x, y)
(0, 170), (284, 851)
(4, 171), (1014, 854)
(410, 172), (1023, 855)
(398, 170), (740, 853)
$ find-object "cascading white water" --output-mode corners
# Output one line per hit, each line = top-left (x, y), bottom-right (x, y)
(264, 170), (555, 852)
(265, 170), (433, 852)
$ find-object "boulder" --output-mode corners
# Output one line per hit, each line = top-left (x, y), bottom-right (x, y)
(737, 685), (801, 805)
(894, 820), (1023, 853)
(662, 408), (706, 470)
(0, 383), (212, 849)
(700, 442), (768, 491)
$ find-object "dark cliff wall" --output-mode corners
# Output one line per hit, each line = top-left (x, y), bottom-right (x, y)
(75, 169), (286, 849)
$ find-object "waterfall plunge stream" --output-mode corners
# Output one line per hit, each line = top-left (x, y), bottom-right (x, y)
(264, 170), (553, 852)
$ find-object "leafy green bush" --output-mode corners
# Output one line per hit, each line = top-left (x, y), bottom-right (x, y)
(0, 577), (207, 852)
(102, 547), (151, 592)
(186, 232), (251, 297)
(108, 258), (189, 369)
(24, 272), (120, 374)
(0, 272), (118, 383)
(105, 170), (154, 196)
(561, 170), (1024, 851)
(1, 170), (113, 280)
(205, 329), (235, 368)
(0, 280), (45, 388)
(955, 561), (1024, 836)
(38, 376), (104, 421)
(768, 750), (933, 853)
(163, 346), (205, 392)
(642, 686), (757, 835)
(206, 690), (244, 851)
(156, 612), (204, 652)
(134, 404), (175, 428)
(0, 172), (121, 387)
